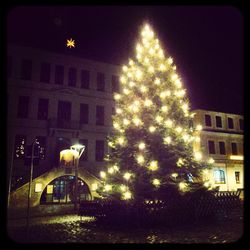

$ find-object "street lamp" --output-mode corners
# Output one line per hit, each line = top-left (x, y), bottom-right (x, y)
(70, 144), (85, 211)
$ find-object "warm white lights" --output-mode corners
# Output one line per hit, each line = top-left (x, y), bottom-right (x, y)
(148, 160), (158, 171)
(194, 152), (202, 161)
(123, 172), (132, 180)
(100, 171), (106, 179)
(138, 142), (146, 150)
(196, 124), (203, 131)
(123, 191), (132, 200)
(149, 126), (156, 133)
(152, 178), (161, 187)
(137, 155), (145, 164)
(164, 136), (172, 144)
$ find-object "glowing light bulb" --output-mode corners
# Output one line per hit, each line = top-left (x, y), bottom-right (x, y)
(203, 169), (209, 175)
(133, 117), (141, 126)
(175, 126), (183, 133)
(171, 74), (178, 81)
(165, 119), (173, 127)
(122, 65), (128, 72)
(129, 59), (134, 66)
(120, 76), (126, 83)
(117, 136), (125, 145)
(182, 103), (189, 112)
(194, 136), (201, 142)
(104, 184), (112, 192)
(116, 108), (122, 114)
(155, 43), (160, 50)
(208, 158), (215, 164)
(123, 118), (130, 126)
(144, 99), (152, 107)
(164, 136), (171, 144)
(136, 53), (142, 60)
(138, 142), (146, 150)
(171, 173), (178, 178)
(120, 185), (127, 192)
(182, 133), (189, 142)
(177, 158), (184, 167)
(129, 81), (135, 87)
(179, 182), (187, 190)
(113, 122), (120, 130)
(161, 106), (168, 112)
(148, 66), (154, 73)
(123, 88), (130, 95)
(154, 78), (161, 85)
(158, 50), (164, 58)
(127, 72), (132, 78)
(136, 44), (143, 53)
(124, 172), (132, 180)
(114, 93), (121, 100)
(196, 124), (203, 131)
(123, 191), (132, 200)
(204, 181), (210, 188)
(140, 85), (147, 92)
(135, 70), (143, 79)
(149, 126), (156, 133)
(113, 164), (119, 171)
(152, 178), (161, 187)
(194, 151), (202, 161)
(100, 171), (106, 179)
(175, 78), (182, 88)
(108, 167), (114, 174)
(149, 160), (158, 171)
(167, 57), (173, 65)
(155, 115), (163, 123)
(137, 155), (145, 164)
(159, 64), (166, 71)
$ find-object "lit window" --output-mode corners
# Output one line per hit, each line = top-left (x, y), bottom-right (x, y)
(14, 135), (26, 159)
(35, 136), (46, 160)
(235, 172), (240, 184)
(214, 170), (226, 184)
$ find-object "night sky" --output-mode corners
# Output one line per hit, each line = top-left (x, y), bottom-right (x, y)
(7, 6), (243, 115)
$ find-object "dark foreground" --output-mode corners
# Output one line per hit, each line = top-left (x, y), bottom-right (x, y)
(7, 207), (243, 243)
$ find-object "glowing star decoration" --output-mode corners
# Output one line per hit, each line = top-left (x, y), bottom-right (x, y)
(138, 142), (146, 150)
(137, 155), (145, 165)
(123, 172), (132, 180)
(152, 178), (161, 187)
(66, 38), (75, 48)
(123, 191), (132, 200)
(148, 160), (158, 171)
(100, 171), (106, 179)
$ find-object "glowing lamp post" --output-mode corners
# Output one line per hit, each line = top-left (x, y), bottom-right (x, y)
(71, 144), (85, 211)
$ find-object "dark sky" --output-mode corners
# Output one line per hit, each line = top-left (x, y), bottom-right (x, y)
(7, 6), (243, 115)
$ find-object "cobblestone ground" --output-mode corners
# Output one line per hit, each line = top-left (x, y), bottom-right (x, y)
(7, 208), (243, 243)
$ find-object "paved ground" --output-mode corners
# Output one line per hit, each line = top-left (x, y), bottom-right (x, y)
(7, 207), (244, 243)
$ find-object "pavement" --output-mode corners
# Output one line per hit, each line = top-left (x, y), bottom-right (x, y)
(7, 207), (244, 243)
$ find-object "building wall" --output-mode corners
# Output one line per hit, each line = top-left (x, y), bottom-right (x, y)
(193, 109), (244, 192)
(7, 45), (120, 188)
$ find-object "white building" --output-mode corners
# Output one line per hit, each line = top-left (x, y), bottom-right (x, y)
(193, 109), (244, 192)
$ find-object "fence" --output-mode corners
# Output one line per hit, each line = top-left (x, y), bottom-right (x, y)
(79, 190), (242, 226)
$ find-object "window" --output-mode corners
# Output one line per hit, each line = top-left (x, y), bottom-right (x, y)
(36, 136), (46, 160)
(20, 59), (32, 80)
(37, 98), (49, 120)
(8, 56), (12, 78)
(214, 170), (226, 184)
(79, 139), (88, 161)
(112, 75), (119, 93)
(57, 101), (71, 128)
(215, 116), (222, 128)
(96, 140), (104, 161)
(68, 67), (77, 87)
(80, 103), (89, 124)
(97, 72), (105, 91)
(235, 172), (240, 184)
(231, 143), (238, 155)
(14, 135), (26, 159)
(228, 117), (234, 129)
(205, 114), (212, 127)
(96, 105), (104, 125)
(208, 140), (215, 154)
(40, 175), (91, 204)
(81, 70), (90, 89)
(17, 96), (29, 118)
(40, 62), (51, 83)
(239, 119), (243, 130)
(219, 141), (226, 155)
(55, 65), (64, 85)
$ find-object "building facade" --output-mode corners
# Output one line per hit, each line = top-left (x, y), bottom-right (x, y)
(193, 109), (244, 192)
(7, 45), (244, 206)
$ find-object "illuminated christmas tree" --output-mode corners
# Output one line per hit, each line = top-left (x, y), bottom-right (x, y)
(98, 23), (212, 201)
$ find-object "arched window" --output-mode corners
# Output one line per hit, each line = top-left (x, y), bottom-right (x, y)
(40, 175), (91, 204)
